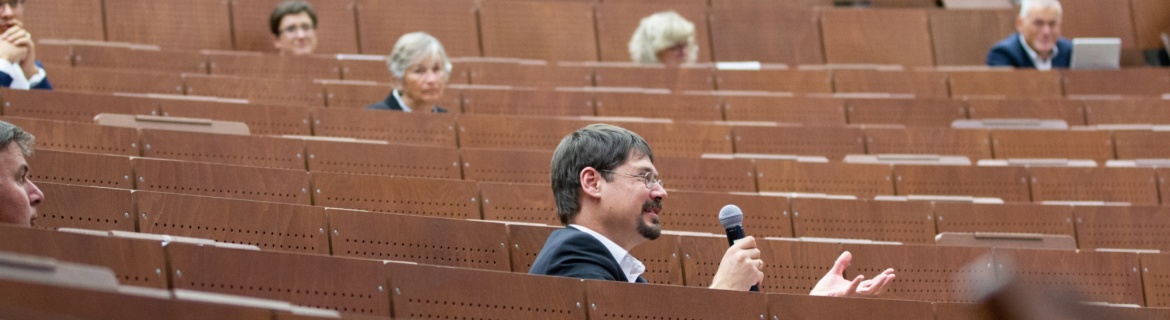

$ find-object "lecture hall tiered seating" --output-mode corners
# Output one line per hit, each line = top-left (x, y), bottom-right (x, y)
(7, 0), (1170, 318)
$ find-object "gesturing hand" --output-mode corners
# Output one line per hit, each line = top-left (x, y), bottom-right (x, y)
(708, 236), (765, 291)
(809, 251), (895, 297)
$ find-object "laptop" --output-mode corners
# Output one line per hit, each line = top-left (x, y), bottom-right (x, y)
(1069, 37), (1121, 70)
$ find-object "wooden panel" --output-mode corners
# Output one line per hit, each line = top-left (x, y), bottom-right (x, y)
(934, 202), (1074, 236)
(72, 46), (209, 74)
(618, 122), (734, 157)
(305, 140), (461, 179)
(846, 98), (966, 126)
(595, 3), (711, 62)
(312, 172), (479, 219)
(322, 81), (394, 108)
(456, 115), (590, 151)
(46, 66), (185, 95)
(1131, 0), (1170, 49)
(206, 53), (342, 80)
(355, 0), (480, 56)
(386, 262), (586, 319)
(933, 303), (994, 320)
(820, 9), (934, 66)
(1060, 0), (1138, 49)
(0, 278), (273, 319)
(104, 0), (233, 50)
(184, 74), (325, 107)
(994, 248), (1144, 305)
(864, 127), (992, 159)
(928, 9), (1016, 66)
(134, 158), (312, 204)
(460, 148), (552, 184)
(709, 6), (824, 64)
(585, 280), (766, 320)
(1140, 253), (1170, 308)
(1073, 205), (1170, 250)
(141, 130), (307, 170)
(28, 149), (134, 189)
(1, 88), (159, 123)
(721, 96), (846, 125)
(592, 65), (715, 90)
(230, 0), (358, 54)
(948, 70), (1063, 98)
(0, 117), (139, 156)
(659, 191), (791, 238)
(791, 198), (936, 244)
(1114, 131), (1170, 159)
(23, 0), (105, 40)
(329, 209), (510, 270)
(714, 69), (832, 93)
(464, 62), (593, 88)
(460, 87), (594, 116)
(755, 160), (894, 197)
(893, 165), (1031, 201)
(136, 191), (329, 254)
(990, 130), (1114, 162)
(844, 243), (993, 303)
(505, 224), (682, 285)
(34, 183), (135, 232)
(1063, 69), (1170, 97)
(770, 293), (934, 320)
(1082, 98), (1170, 125)
(1028, 167), (1159, 205)
(310, 108), (457, 147)
(732, 126), (865, 159)
(593, 91), (722, 121)
(0, 225), (168, 288)
(479, 1), (598, 61)
(158, 100), (312, 136)
(832, 69), (950, 97)
(166, 243), (390, 316)
(338, 58), (393, 82)
(35, 41), (73, 67)
(655, 157), (755, 193)
(966, 98), (1085, 125)
(480, 182), (557, 225)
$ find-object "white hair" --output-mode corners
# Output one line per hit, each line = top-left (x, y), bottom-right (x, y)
(628, 11), (698, 65)
(1019, 0), (1062, 19)
(387, 32), (452, 81)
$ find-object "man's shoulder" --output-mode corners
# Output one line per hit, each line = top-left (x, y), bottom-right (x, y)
(990, 33), (1021, 50)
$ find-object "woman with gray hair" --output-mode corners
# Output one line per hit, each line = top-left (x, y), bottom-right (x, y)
(366, 32), (451, 113)
(628, 11), (698, 67)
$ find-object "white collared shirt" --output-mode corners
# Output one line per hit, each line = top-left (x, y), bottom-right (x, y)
(569, 224), (646, 283)
(390, 89), (414, 113)
(1019, 34), (1058, 71)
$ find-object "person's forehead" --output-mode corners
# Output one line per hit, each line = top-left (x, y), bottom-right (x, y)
(619, 152), (658, 173)
(280, 12), (313, 25)
(1025, 7), (1061, 20)
(0, 144), (26, 170)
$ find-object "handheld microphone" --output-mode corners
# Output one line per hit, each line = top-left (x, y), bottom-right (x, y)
(718, 204), (758, 292)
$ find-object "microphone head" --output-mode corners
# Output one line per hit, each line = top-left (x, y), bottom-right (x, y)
(718, 204), (744, 229)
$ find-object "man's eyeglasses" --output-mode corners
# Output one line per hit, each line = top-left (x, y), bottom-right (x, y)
(602, 170), (664, 190)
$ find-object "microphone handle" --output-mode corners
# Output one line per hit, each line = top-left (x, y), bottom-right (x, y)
(724, 225), (760, 292)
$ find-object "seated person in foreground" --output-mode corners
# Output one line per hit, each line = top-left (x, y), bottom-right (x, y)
(629, 11), (698, 67)
(269, 0), (319, 56)
(531, 123), (895, 296)
(365, 32), (449, 113)
(0, 120), (44, 227)
(986, 0), (1071, 70)
(0, 0), (50, 90)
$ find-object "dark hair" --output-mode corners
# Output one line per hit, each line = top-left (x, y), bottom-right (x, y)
(269, 0), (317, 35)
(0, 120), (34, 156)
(550, 124), (653, 225)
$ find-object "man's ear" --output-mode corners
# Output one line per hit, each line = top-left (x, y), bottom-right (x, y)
(580, 167), (603, 199)
(272, 35), (282, 51)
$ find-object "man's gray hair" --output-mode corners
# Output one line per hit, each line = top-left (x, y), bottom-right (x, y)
(387, 32), (452, 82)
(0, 121), (34, 156)
(1019, 0), (1062, 18)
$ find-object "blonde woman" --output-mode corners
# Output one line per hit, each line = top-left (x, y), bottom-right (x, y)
(628, 11), (698, 66)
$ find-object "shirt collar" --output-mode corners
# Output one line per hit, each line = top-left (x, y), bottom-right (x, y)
(1019, 33), (1057, 71)
(390, 89), (414, 113)
(569, 224), (646, 283)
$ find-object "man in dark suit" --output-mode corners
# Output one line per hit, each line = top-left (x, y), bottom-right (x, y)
(530, 123), (895, 296)
(987, 0), (1071, 70)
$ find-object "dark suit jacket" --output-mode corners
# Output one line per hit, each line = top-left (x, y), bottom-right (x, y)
(0, 60), (52, 90)
(986, 33), (1072, 69)
(364, 90), (447, 113)
(528, 226), (647, 283)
